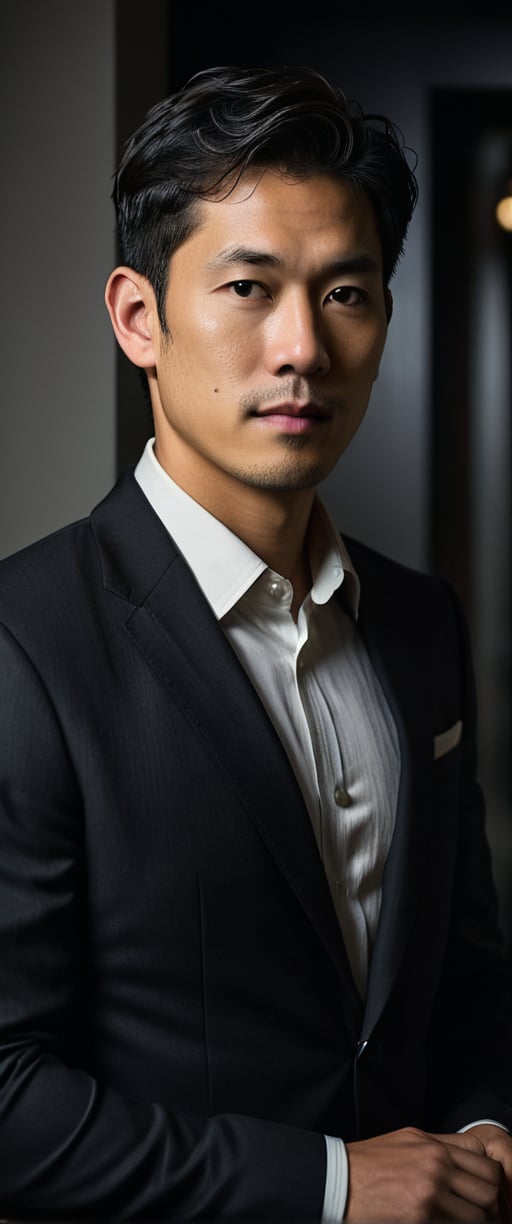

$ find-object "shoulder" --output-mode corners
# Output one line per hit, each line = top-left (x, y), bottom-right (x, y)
(344, 533), (462, 612)
(342, 533), (471, 668)
(0, 468), (177, 662)
(0, 468), (144, 607)
(0, 472), (137, 637)
(0, 513), (94, 598)
(0, 515), (102, 679)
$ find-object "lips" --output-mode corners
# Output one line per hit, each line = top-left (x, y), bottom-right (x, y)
(251, 402), (332, 435)
(255, 402), (330, 420)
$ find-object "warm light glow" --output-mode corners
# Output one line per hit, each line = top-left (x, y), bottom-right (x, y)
(496, 195), (512, 231)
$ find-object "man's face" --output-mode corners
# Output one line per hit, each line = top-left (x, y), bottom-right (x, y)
(148, 170), (390, 508)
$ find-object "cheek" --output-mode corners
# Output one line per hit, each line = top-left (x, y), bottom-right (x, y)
(351, 329), (387, 381)
(185, 315), (258, 378)
(197, 303), (262, 370)
(202, 336), (260, 394)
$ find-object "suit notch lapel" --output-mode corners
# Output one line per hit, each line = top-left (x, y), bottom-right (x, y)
(126, 555), (360, 1010)
(93, 474), (362, 1012)
(353, 564), (434, 1035)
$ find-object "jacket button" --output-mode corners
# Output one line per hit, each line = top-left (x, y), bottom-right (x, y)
(356, 1038), (382, 1072)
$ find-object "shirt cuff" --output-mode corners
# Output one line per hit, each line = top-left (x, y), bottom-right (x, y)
(458, 1119), (510, 1133)
(322, 1134), (349, 1222)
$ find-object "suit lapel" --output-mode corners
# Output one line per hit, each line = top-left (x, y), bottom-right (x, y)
(349, 542), (435, 1036)
(92, 472), (363, 1023)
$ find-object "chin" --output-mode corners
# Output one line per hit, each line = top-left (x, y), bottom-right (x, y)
(238, 458), (334, 493)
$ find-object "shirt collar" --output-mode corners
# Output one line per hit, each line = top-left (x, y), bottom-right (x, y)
(134, 438), (360, 621)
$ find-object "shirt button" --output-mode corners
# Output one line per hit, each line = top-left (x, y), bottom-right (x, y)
(334, 785), (351, 808)
(267, 577), (289, 601)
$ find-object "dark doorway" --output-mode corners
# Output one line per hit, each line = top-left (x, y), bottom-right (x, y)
(431, 88), (512, 938)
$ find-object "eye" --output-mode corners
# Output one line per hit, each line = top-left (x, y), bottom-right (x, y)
(227, 280), (269, 300)
(329, 285), (368, 307)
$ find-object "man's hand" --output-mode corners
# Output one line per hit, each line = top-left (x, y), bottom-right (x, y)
(345, 1125), (504, 1222)
(463, 1125), (512, 1222)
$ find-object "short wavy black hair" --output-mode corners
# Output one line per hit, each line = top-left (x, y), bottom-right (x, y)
(113, 65), (418, 330)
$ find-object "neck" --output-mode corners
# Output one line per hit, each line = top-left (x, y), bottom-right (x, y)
(153, 442), (316, 612)
(225, 490), (315, 619)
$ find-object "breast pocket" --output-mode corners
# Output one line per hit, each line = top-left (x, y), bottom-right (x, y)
(433, 718), (463, 760)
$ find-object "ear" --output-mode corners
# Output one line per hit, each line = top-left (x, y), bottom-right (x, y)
(385, 287), (393, 324)
(104, 267), (158, 368)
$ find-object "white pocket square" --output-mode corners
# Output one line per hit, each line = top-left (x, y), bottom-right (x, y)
(433, 719), (463, 760)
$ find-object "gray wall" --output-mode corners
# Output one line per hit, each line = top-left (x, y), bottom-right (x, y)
(0, 0), (117, 560)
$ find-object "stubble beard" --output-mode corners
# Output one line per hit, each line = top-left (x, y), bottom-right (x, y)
(227, 433), (337, 493)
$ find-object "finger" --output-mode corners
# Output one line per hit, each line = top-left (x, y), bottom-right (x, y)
(437, 1137), (503, 1187)
(436, 1192), (489, 1223)
(434, 1130), (487, 1156)
(449, 1166), (502, 1213)
(429, 1135), (503, 1218)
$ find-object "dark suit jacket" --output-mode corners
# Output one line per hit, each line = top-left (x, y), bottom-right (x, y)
(0, 469), (511, 1220)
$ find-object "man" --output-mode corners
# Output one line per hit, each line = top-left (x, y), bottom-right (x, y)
(0, 64), (511, 1222)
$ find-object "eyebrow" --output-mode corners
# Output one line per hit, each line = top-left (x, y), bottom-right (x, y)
(205, 246), (281, 270)
(205, 245), (381, 276)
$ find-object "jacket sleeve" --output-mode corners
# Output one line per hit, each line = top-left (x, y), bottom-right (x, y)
(425, 582), (512, 1134)
(0, 622), (326, 1220)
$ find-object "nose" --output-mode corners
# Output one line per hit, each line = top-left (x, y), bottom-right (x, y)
(266, 292), (331, 377)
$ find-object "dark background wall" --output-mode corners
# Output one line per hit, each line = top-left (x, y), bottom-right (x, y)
(1, 0), (511, 937)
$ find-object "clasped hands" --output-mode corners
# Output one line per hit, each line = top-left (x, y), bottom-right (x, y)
(345, 1122), (512, 1222)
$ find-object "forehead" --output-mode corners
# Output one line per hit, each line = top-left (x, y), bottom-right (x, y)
(183, 170), (383, 267)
